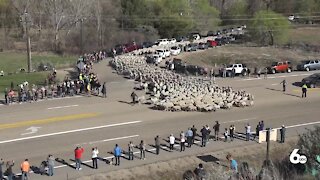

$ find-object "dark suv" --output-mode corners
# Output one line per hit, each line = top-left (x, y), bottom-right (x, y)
(301, 73), (320, 88)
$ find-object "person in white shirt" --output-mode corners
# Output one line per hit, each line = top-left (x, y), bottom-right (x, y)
(169, 134), (175, 151)
(92, 147), (99, 169)
(180, 131), (186, 152)
(245, 124), (251, 141)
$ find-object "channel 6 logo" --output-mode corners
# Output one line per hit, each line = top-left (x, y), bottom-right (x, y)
(290, 149), (307, 164)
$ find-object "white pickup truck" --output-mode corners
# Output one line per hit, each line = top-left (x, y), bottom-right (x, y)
(225, 64), (247, 76)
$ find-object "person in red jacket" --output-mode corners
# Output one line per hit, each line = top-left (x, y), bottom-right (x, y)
(74, 146), (84, 170)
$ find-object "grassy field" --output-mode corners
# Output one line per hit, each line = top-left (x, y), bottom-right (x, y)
(0, 52), (76, 97)
(0, 52), (76, 74)
(0, 72), (48, 94)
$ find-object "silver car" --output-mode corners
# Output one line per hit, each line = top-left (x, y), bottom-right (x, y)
(296, 60), (320, 71)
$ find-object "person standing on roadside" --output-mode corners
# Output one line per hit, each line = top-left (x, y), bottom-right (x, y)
(21, 159), (30, 180)
(200, 126), (207, 147)
(139, 140), (146, 160)
(245, 123), (251, 141)
(169, 134), (175, 151)
(128, 141), (134, 160)
(155, 136), (160, 155)
(180, 131), (186, 152)
(0, 158), (4, 180)
(92, 147), (99, 169)
(280, 125), (286, 143)
(213, 121), (220, 141)
(6, 160), (14, 180)
(264, 67), (268, 79)
(191, 125), (197, 144)
(302, 84), (308, 98)
(114, 144), (122, 166)
(280, 79), (287, 92)
(224, 128), (228, 142)
(47, 155), (55, 176)
(74, 146), (84, 170)
(186, 128), (193, 147)
(229, 125), (235, 141)
(254, 122), (261, 140)
(101, 82), (107, 98)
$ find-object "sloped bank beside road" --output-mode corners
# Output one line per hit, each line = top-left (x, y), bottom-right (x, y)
(176, 45), (320, 69)
(76, 137), (306, 180)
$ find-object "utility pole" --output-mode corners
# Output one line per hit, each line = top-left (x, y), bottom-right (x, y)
(266, 128), (271, 165)
(25, 12), (32, 73)
(80, 18), (84, 55)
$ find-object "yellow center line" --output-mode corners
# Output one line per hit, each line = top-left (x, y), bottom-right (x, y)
(0, 113), (99, 130)
(293, 88), (320, 92)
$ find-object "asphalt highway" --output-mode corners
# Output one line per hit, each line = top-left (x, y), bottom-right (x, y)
(0, 60), (319, 180)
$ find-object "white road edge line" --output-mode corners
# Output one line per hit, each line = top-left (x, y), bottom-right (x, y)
(0, 121), (142, 144)
(76, 135), (140, 146)
(221, 117), (257, 124)
(10, 120), (320, 176)
(273, 121), (320, 130)
(47, 105), (79, 110)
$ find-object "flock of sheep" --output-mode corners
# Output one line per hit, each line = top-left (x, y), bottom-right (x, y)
(109, 55), (254, 112)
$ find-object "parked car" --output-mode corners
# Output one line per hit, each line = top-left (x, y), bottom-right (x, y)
(198, 42), (208, 50)
(207, 40), (218, 47)
(225, 64), (248, 76)
(207, 31), (214, 37)
(123, 42), (138, 53)
(146, 54), (162, 64)
(190, 43), (198, 51)
(192, 34), (201, 40)
(301, 73), (320, 88)
(142, 41), (155, 48)
(168, 38), (177, 44)
(156, 49), (166, 58)
(156, 39), (169, 46)
(267, 61), (292, 74)
(297, 60), (320, 71)
(170, 46), (181, 56)
(114, 44), (124, 54)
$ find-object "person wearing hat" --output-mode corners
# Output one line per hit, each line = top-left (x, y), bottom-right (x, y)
(280, 125), (286, 143)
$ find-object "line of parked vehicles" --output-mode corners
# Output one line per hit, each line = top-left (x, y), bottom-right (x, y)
(108, 25), (320, 88)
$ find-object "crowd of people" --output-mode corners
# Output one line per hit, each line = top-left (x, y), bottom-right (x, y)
(2, 52), (107, 105)
(0, 121), (287, 179)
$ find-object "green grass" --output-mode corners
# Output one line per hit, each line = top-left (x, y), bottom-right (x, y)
(0, 52), (76, 74)
(0, 72), (49, 96)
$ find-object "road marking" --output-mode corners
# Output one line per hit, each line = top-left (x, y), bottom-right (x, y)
(271, 83), (278, 86)
(293, 88), (320, 92)
(0, 113), (99, 130)
(274, 121), (320, 130)
(47, 104), (79, 110)
(21, 126), (41, 136)
(76, 135), (140, 146)
(0, 120), (141, 144)
(221, 117), (257, 124)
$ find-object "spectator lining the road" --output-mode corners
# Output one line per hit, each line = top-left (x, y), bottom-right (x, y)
(75, 146), (84, 170)
(92, 147), (99, 169)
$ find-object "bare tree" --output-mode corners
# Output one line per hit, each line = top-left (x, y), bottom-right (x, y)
(44, 0), (92, 51)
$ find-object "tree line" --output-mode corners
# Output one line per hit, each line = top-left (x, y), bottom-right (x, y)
(0, 0), (319, 54)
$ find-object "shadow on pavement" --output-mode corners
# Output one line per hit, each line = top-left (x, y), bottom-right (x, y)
(55, 158), (76, 169)
(70, 159), (93, 169)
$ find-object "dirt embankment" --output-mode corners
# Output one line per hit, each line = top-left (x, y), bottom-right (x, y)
(76, 137), (302, 180)
(176, 45), (320, 70)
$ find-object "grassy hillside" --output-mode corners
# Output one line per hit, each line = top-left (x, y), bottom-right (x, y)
(0, 52), (76, 74)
